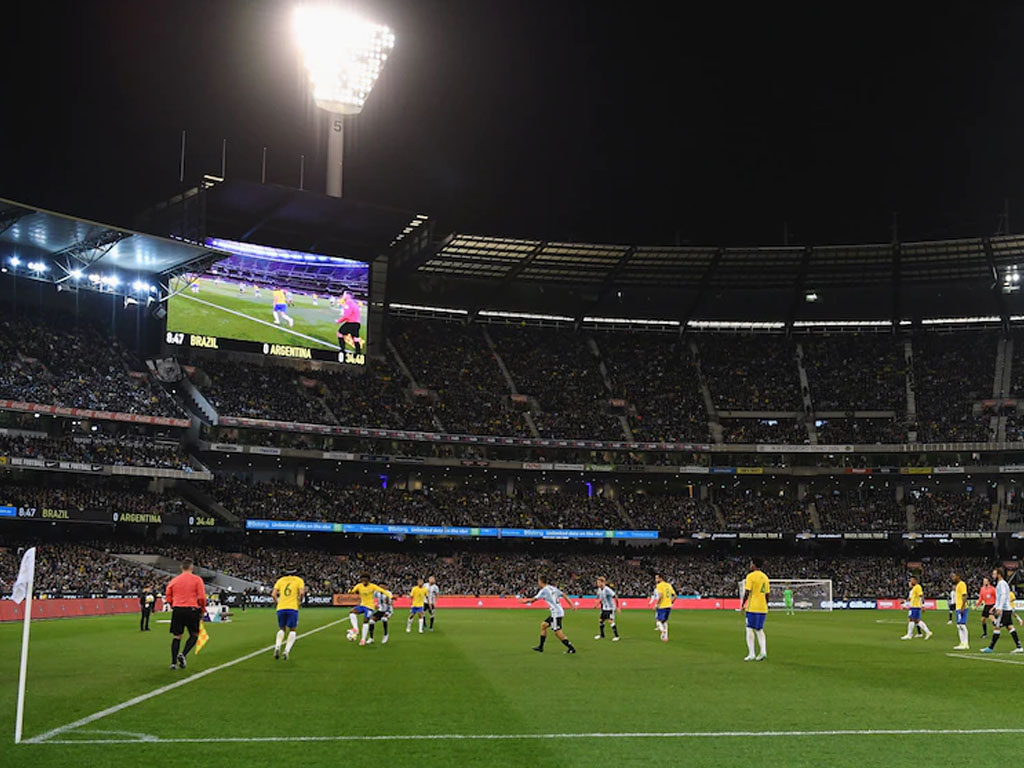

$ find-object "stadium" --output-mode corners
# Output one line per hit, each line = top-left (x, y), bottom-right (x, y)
(3, 4), (1024, 768)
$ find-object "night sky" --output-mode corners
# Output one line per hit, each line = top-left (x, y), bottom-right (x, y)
(4, 1), (1024, 247)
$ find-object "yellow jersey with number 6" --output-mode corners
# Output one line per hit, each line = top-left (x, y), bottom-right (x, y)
(273, 576), (305, 611)
(744, 570), (770, 614)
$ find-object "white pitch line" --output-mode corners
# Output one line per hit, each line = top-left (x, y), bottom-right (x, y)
(24, 617), (348, 745)
(27, 727), (1024, 746)
(178, 294), (340, 350)
(946, 653), (1024, 666)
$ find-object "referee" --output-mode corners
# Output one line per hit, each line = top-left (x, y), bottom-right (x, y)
(165, 560), (207, 670)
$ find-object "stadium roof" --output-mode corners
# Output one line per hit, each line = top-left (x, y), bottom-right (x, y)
(0, 197), (218, 281)
(142, 179), (421, 263)
(410, 232), (1024, 288)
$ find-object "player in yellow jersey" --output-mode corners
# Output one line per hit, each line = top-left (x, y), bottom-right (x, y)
(272, 569), (306, 661)
(349, 573), (392, 646)
(407, 578), (430, 634)
(271, 287), (294, 327)
(952, 572), (969, 650)
(649, 574), (677, 642)
(900, 575), (932, 641)
(741, 558), (770, 661)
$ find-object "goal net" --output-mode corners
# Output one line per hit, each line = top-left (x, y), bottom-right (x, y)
(737, 578), (833, 612)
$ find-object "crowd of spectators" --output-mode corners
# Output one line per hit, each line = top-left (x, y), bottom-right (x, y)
(619, 493), (719, 531)
(319, 357), (439, 433)
(490, 328), (625, 440)
(911, 491), (994, 531)
(716, 490), (811, 531)
(0, 312), (182, 417)
(0, 433), (191, 470)
(197, 361), (335, 424)
(814, 490), (907, 532)
(595, 333), (708, 442)
(0, 542), (152, 594)
(802, 336), (905, 411)
(390, 319), (529, 436)
(913, 332), (996, 442)
(699, 336), (802, 411)
(721, 419), (808, 444)
(815, 418), (907, 445)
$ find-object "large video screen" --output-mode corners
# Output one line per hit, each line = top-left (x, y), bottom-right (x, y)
(165, 238), (368, 365)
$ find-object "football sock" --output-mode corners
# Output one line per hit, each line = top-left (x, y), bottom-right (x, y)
(419, 618), (424, 632)
(182, 634), (197, 657)
(756, 629), (767, 656)
(906, 621), (915, 636)
(958, 625), (968, 644)
(382, 620), (389, 638)
(1011, 629), (1020, 648)
(611, 621), (619, 637)
(990, 629), (1000, 649)
(275, 629), (285, 651)
(538, 635), (547, 650)
(361, 622), (370, 642)
(982, 622), (987, 637)
(285, 631), (296, 654)
(746, 627), (756, 656)
(350, 613), (359, 631)
(918, 621), (930, 635)
(430, 616), (435, 629)
(561, 638), (575, 651)
(368, 622), (376, 639)
(407, 618), (412, 630)
(599, 621), (605, 638)
(171, 638), (181, 664)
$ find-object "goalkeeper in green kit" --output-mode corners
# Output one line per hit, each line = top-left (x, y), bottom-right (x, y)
(784, 587), (795, 615)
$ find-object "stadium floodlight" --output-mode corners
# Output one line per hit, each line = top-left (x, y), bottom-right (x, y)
(70, 269), (84, 280)
(294, 4), (395, 197)
(27, 262), (47, 273)
(9, 256), (21, 267)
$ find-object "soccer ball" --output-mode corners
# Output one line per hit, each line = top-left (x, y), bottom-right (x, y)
(347, 628), (358, 642)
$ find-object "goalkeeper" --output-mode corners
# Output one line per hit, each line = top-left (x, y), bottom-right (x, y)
(783, 586), (795, 615)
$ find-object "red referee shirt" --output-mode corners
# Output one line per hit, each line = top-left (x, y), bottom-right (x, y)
(166, 572), (207, 610)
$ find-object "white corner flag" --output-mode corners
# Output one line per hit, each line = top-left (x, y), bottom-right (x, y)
(12, 547), (35, 605)
(12, 547), (36, 744)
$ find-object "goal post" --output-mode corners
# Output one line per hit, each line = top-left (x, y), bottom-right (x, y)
(738, 578), (833, 612)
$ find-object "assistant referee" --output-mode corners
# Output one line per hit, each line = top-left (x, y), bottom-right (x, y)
(165, 560), (207, 670)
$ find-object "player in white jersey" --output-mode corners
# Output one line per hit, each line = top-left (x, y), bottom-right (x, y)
(594, 576), (620, 641)
(426, 576), (440, 631)
(367, 590), (394, 645)
(519, 575), (577, 654)
(982, 567), (1023, 653)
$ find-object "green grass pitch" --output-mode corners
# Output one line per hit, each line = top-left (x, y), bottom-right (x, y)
(0, 608), (1015, 767)
(167, 278), (367, 351)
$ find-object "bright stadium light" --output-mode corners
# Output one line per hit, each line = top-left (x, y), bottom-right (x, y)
(9, 256), (21, 267)
(294, 4), (395, 197)
(70, 269), (84, 280)
(27, 261), (47, 273)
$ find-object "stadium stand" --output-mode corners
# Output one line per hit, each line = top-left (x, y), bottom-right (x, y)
(0, 311), (183, 418)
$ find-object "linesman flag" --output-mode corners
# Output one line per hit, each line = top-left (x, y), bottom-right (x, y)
(12, 547), (36, 604)
(195, 622), (210, 654)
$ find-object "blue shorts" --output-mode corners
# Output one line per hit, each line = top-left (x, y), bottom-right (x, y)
(908, 607), (922, 621)
(352, 605), (374, 618)
(746, 612), (766, 630)
(273, 303), (287, 312)
(656, 608), (671, 623)
(956, 609), (968, 625)
(277, 609), (298, 629)
(410, 607), (424, 615)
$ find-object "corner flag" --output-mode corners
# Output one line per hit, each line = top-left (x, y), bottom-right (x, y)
(12, 547), (35, 605)
(12, 547), (36, 743)
(195, 623), (210, 654)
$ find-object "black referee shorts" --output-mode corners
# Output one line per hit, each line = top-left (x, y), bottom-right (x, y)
(169, 607), (202, 635)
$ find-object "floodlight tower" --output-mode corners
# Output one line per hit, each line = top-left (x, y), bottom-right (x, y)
(294, 5), (395, 198)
